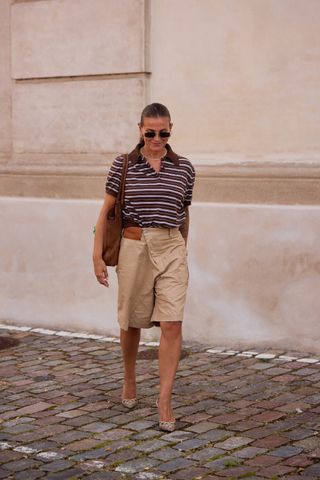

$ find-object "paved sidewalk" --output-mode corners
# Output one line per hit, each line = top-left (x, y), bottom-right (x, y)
(0, 327), (319, 480)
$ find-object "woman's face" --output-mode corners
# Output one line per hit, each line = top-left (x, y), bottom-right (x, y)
(139, 116), (172, 154)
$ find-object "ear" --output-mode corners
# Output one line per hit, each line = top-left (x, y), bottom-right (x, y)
(169, 122), (173, 129)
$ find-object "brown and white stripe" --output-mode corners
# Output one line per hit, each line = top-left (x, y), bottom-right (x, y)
(105, 144), (195, 229)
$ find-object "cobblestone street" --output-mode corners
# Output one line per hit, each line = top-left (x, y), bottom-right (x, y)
(0, 325), (319, 480)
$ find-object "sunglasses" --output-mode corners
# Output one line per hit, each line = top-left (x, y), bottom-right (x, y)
(144, 130), (171, 138)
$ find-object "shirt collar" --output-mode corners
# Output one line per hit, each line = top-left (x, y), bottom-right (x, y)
(128, 143), (180, 166)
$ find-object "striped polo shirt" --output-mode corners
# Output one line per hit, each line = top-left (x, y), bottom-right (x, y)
(105, 143), (195, 229)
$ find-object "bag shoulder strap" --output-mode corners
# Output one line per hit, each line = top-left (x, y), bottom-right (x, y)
(118, 153), (129, 207)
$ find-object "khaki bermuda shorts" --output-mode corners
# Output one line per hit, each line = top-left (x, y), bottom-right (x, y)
(116, 227), (189, 331)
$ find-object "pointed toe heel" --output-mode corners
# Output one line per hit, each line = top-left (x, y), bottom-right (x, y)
(122, 398), (137, 409)
(159, 419), (176, 432)
(156, 399), (176, 432)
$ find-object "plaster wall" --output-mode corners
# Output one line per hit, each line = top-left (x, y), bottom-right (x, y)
(0, 0), (11, 156)
(11, 0), (149, 78)
(1, 1), (320, 351)
(13, 77), (147, 154)
(4, 0), (149, 162)
(1, 197), (319, 352)
(150, 0), (320, 161)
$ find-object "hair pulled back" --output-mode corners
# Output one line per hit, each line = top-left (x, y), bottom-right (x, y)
(138, 103), (171, 147)
(140, 103), (171, 125)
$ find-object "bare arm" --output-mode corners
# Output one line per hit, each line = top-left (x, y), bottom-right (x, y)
(92, 193), (116, 286)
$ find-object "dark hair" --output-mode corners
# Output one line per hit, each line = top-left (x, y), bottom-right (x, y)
(138, 103), (171, 147)
(140, 103), (171, 125)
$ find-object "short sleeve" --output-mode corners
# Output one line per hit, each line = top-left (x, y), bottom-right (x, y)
(184, 163), (195, 207)
(105, 156), (124, 197)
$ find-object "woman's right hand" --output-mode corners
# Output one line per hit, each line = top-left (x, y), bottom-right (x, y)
(92, 194), (116, 287)
(94, 258), (109, 287)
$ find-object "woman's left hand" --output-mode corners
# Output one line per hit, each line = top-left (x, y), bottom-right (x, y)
(94, 258), (109, 287)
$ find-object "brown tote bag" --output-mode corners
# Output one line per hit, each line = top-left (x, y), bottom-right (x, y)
(102, 154), (129, 266)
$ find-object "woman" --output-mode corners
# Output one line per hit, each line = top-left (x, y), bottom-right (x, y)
(93, 103), (195, 431)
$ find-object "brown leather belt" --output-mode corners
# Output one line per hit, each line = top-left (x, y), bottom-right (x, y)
(122, 226), (143, 240)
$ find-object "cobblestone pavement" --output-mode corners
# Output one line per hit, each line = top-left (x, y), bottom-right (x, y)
(0, 326), (320, 480)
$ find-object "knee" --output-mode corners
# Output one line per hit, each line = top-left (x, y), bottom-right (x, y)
(160, 321), (182, 340)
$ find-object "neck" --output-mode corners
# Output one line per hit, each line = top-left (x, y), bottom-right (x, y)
(141, 147), (167, 160)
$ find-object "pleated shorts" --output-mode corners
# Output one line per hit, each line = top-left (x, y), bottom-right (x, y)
(116, 227), (189, 331)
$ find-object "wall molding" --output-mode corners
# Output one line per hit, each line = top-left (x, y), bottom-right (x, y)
(1, 154), (320, 177)
(1, 159), (319, 204)
(14, 72), (151, 83)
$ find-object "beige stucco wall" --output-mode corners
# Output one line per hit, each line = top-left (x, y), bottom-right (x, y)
(13, 77), (147, 154)
(1, 1), (320, 350)
(3, 0), (149, 166)
(1, 0), (319, 200)
(12, 0), (149, 79)
(1, 197), (319, 352)
(187, 203), (320, 352)
(150, 0), (320, 161)
(0, 0), (11, 157)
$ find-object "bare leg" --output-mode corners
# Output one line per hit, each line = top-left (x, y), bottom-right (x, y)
(120, 327), (141, 399)
(158, 321), (182, 421)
